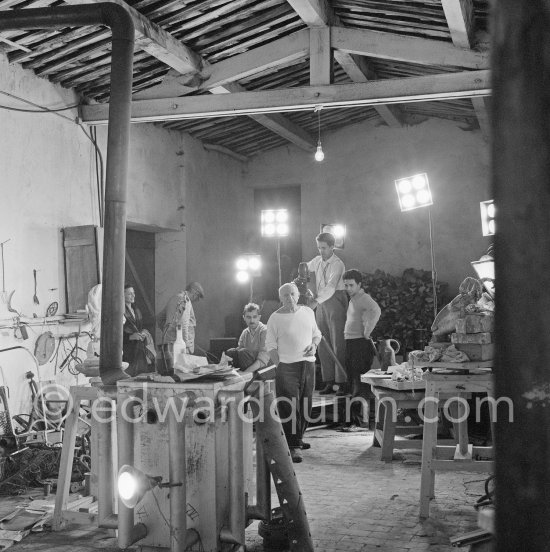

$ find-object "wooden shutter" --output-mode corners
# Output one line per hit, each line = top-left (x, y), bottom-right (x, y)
(62, 225), (100, 313)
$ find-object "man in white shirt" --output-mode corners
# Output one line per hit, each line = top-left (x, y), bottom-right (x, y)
(226, 303), (270, 373)
(342, 269), (381, 431)
(266, 283), (322, 463)
(307, 232), (348, 395)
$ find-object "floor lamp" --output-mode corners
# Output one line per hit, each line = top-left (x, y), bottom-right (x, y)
(260, 209), (289, 289)
(395, 173), (438, 320)
(236, 254), (262, 302)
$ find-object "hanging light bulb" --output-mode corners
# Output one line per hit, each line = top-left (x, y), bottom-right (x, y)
(315, 142), (325, 162)
(314, 106), (324, 162)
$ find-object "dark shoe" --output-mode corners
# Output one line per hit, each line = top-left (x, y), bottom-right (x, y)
(319, 383), (335, 395)
(335, 384), (348, 396)
(337, 424), (365, 433)
(299, 441), (311, 450)
(290, 447), (303, 463)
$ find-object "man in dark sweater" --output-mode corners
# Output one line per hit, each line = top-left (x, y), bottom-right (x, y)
(341, 269), (381, 431)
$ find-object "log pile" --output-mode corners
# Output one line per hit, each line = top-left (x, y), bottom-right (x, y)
(361, 268), (449, 351)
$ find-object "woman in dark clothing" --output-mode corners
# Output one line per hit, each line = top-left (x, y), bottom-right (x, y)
(123, 285), (155, 376)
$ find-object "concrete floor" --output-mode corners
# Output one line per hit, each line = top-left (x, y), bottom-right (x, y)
(0, 427), (485, 551)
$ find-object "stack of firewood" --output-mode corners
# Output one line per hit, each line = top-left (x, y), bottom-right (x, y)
(361, 268), (449, 351)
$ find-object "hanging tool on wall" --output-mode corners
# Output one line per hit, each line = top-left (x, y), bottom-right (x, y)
(32, 269), (40, 306)
(0, 239), (18, 319)
(1, 239), (9, 294)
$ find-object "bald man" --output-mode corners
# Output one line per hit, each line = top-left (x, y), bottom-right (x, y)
(266, 282), (321, 463)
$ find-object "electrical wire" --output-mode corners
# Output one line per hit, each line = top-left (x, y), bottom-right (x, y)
(0, 90), (81, 113)
(90, 126), (105, 227)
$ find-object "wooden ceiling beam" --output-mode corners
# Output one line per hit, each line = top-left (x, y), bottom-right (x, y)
(203, 143), (248, 162)
(471, 96), (490, 141)
(133, 29), (310, 99)
(60, 0), (314, 150)
(331, 25), (489, 69)
(440, 0), (489, 139)
(62, 0), (203, 75)
(81, 70), (491, 124)
(211, 81), (316, 151)
(441, 0), (475, 49)
(309, 26), (332, 85)
(286, 0), (333, 27)
(287, 0), (404, 127)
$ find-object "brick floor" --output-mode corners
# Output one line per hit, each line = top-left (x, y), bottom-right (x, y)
(0, 428), (486, 551)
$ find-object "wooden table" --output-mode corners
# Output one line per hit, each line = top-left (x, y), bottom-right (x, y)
(361, 371), (462, 462)
(419, 369), (494, 518)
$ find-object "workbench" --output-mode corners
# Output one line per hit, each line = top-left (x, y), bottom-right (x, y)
(418, 368), (494, 518)
(361, 370), (465, 462)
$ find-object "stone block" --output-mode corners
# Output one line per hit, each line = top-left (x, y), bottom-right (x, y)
(451, 332), (492, 344)
(455, 314), (494, 334)
(454, 342), (495, 360)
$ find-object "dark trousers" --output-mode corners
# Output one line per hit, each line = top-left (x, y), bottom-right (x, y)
(160, 343), (175, 375)
(345, 338), (375, 425)
(226, 347), (256, 370)
(316, 290), (348, 383)
(275, 361), (315, 448)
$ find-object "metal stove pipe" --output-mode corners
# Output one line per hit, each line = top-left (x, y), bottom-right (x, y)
(0, 4), (134, 386)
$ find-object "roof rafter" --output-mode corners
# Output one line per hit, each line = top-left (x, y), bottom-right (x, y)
(133, 29), (310, 99)
(63, 0), (203, 74)
(331, 26), (489, 69)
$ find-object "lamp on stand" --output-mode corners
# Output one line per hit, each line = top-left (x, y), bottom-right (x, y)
(260, 209), (289, 288)
(235, 254), (262, 302)
(394, 173), (438, 320)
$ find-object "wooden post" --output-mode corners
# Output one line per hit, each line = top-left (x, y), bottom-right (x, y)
(492, 1), (550, 549)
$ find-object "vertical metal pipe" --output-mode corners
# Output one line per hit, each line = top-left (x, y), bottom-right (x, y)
(168, 396), (187, 552)
(98, 4), (135, 385)
(218, 391), (246, 546)
(0, 4), (135, 387)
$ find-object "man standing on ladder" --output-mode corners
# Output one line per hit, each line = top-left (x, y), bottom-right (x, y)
(307, 232), (348, 395)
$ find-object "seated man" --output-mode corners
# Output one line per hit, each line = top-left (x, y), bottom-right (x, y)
(226, 303), (270, 373)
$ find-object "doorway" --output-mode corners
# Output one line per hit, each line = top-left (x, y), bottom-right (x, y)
(125, 229), (156, 337)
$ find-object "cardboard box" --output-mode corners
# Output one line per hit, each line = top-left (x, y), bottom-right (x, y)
(455, 343), (495, 361)
(451, 332), (492, 344)
(455, 314), (494, 334)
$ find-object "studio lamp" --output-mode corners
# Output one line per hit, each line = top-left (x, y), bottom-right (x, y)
(471, 252), (495, 299)
(394, 173), (438, 319)
(261, 209), (290, 287)
(480, 199), (495, 236)
(321, 223), (346, 249)
(117, 465), (163, 508)
(235, 254), (262, 301)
